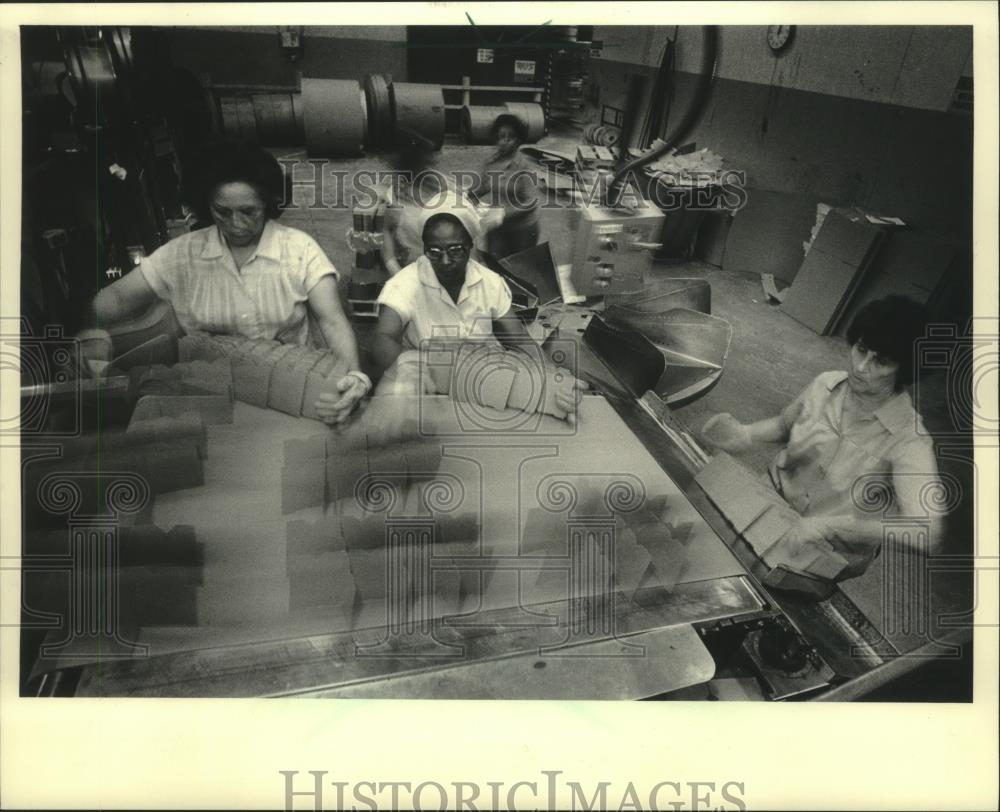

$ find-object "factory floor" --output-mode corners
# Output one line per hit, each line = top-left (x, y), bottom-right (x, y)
(278, 134), (974, 662)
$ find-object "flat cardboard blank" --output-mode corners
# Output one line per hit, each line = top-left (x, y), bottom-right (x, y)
(723, 190), (818, 283)
(781, 211), (885, 335)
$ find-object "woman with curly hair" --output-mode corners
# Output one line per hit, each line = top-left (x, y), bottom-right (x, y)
(85, 141), (368, 424)
(469, 114), (541, 259)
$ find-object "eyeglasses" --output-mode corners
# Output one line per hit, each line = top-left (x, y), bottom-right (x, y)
(424, 243), (470, 262)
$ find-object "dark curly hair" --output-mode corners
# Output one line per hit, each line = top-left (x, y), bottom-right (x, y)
(491, 114), (528, 145)
(846, 295), (929, 390)
(182, 141), (290, 221)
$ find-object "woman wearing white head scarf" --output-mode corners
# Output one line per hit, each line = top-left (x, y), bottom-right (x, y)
(371, 191), (585, 419)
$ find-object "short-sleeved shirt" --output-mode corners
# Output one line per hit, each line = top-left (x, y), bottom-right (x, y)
(477, 150), (540, 229)
(771, 370), (939, 520)
(376, 255), (513, 349)
(140, 220), (337, 345)
(767, 371), (941, 578)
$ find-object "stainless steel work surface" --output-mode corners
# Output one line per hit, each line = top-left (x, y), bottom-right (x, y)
(285, 624), (715, 699)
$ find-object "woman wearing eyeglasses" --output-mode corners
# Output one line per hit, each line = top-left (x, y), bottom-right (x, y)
(83, 141), (368, 425)
(371, 192), (585, 420)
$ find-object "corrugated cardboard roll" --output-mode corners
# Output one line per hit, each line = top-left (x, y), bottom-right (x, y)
(219, 95), (257, 140)
(462, 104), (507, 144)
(390, 82), (445, 150)
(363, 73), (393, 148)
(302, 77), (367, 156)
(252, 93), (301, 144)
(502, 101), (546, 142)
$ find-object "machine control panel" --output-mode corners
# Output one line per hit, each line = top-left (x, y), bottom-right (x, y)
(570, 200), (666, 296)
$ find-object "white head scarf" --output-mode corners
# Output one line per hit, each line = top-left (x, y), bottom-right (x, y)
(415, 190), (483, 246)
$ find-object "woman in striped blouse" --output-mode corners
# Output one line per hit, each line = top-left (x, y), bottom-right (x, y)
(86, 141), (368, 425)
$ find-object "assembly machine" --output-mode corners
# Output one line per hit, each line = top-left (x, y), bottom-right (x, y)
(21, 318), (968, 700)
(17, 26), (970, 701)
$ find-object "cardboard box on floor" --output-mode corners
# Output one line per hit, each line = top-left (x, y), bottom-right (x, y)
(781, 209), (888, 335)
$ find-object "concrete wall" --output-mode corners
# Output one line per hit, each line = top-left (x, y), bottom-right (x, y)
(589, 26), (973, 240)
(671, 72), (973, 239)
(675, 26), (971, 112)
(593, 25), (972, 111)
(164, 26), (408, 86)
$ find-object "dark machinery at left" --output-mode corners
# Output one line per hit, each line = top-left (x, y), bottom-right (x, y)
(20, 26), (211, 343)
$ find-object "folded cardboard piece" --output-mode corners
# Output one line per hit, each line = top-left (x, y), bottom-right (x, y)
(24, 410), (209, 506)
(178, 335), (350, 422)
(442, 342), (571, 420)
(694, 452), (848, 591)
(760, 566), (837, 601)
(128, 357), (237, 425)
(695, 452), (778, 537)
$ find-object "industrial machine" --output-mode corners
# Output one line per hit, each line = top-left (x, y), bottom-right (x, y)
(20, 26), (196, 341)
(569, 198), (666, 295)
(20, 333), (969, 700)
(210, 72), (546, 155)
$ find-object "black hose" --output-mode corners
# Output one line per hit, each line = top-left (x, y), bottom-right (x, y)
(647, 36), (675, 147)
(616, 74), (648, 159)
(608, 25), (719, 205)
(662, 25), (718, 149)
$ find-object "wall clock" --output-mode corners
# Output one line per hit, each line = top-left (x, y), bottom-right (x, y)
(766, 25), (795, 53)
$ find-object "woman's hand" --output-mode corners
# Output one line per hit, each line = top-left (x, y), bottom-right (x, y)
(76, 328), (114, 378)
(779, 516), (835, 547)
(314, 372), (370, 426)
(476, 204), (506, 232)
(551, 369), (588, 423)
(701, 413), (752, 453)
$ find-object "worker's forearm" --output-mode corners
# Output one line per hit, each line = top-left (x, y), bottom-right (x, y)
(89, 286), (130, 327)
(747, 415), (789, 444)
(816, 515), (942, 553)
(371, 333), (403, 373)
(496, 330), (529, 353)
(492, 313), (533, 352)
(818, 517), (886, 548)
(318, 318), (361, 372)
(382, 231), (402, 275)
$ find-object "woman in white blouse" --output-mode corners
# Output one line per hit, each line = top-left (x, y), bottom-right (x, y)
(84, 141), (367, 424)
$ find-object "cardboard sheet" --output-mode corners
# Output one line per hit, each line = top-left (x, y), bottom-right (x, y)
(695, 452), (775, 533)
(781, 210), (885, 335)
(45, 397), (747, 666)
(832, 230), (957, 337)
(723, 189), (818, 283)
